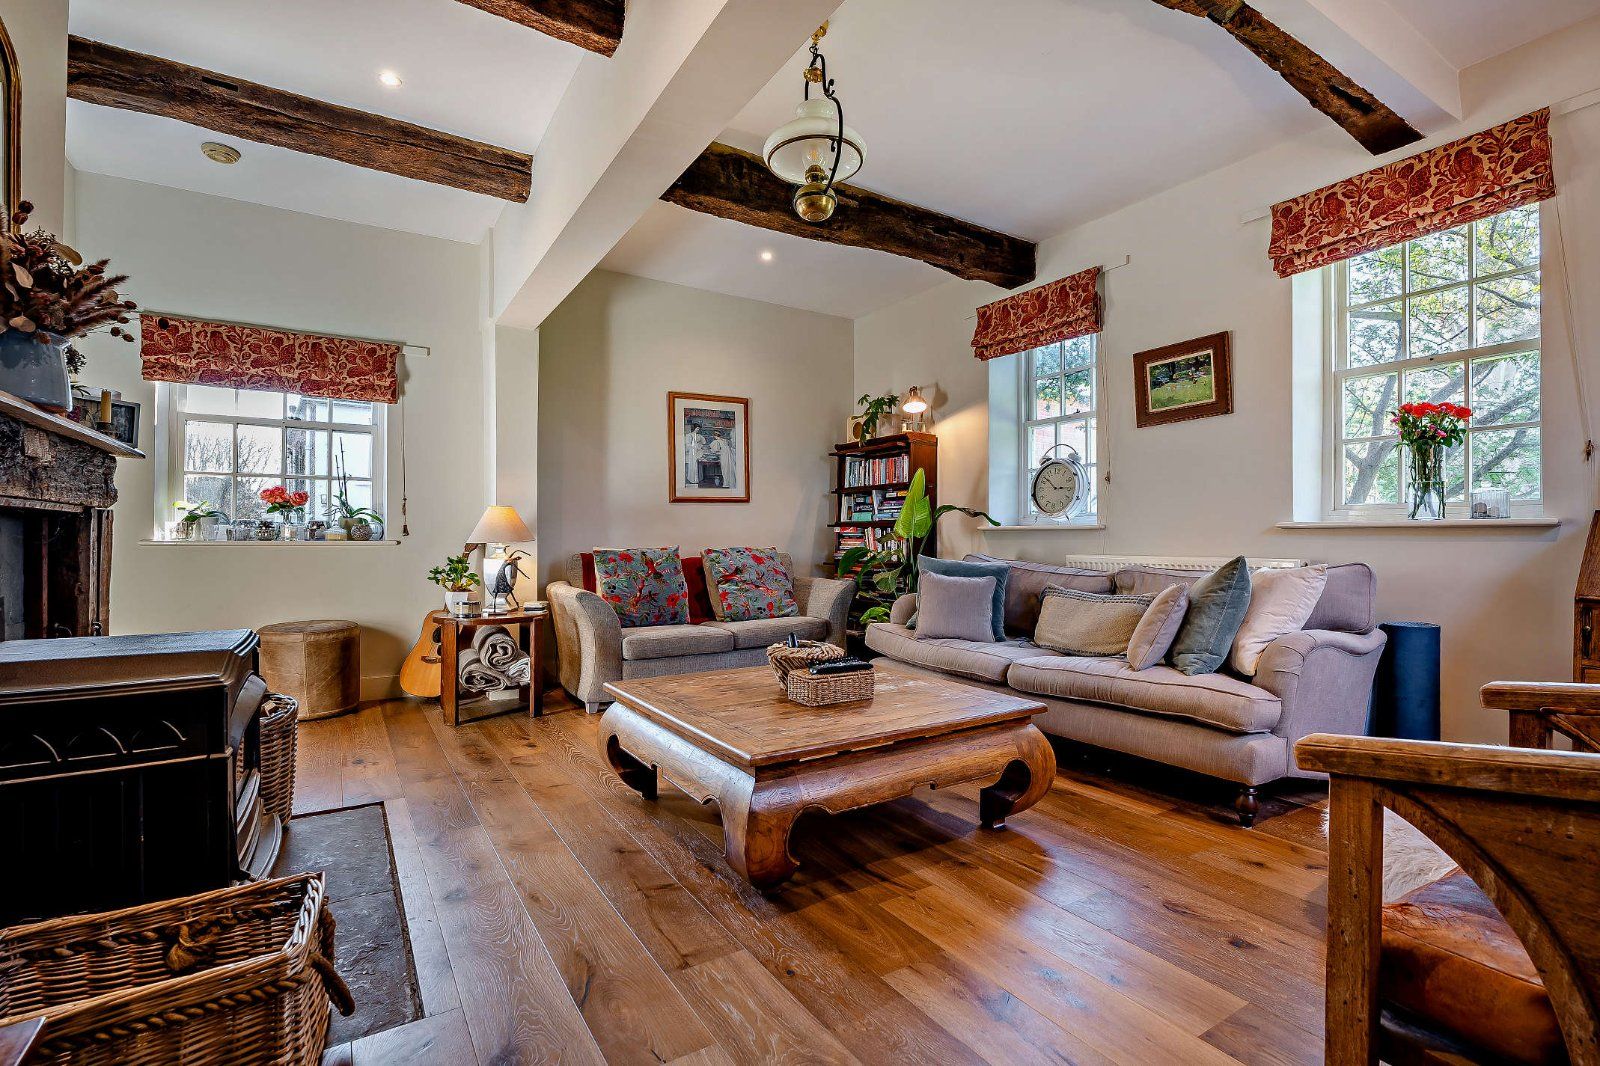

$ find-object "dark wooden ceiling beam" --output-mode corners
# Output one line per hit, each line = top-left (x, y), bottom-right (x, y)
(662, 143), (1036, 289)
(450, 0), (624, 57)
(67, 37), (532, 201)
(1152, 0), (1423, 155)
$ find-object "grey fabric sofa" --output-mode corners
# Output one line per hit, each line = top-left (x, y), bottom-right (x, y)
(865, 554), (1385, 824)
(548, 552), (854, 712)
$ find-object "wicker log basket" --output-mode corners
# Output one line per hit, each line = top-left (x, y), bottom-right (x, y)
(766, 640), (874, 707)
(260, 693), (299, 825)
(0, 873), (353, 1066)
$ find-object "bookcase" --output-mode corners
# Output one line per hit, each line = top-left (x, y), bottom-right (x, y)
(828, 431), (938, 569)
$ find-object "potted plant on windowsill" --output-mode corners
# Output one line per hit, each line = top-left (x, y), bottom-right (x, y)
(0, 201), (137, 412)
(328, 492), (383, 541)
(174, 500), (223, 540)
(429, 554), (481, 616)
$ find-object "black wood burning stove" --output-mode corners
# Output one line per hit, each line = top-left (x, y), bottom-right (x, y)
(0, 629), (282, 926)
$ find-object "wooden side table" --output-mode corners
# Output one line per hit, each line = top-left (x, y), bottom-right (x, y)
(436, 607), (547, 727)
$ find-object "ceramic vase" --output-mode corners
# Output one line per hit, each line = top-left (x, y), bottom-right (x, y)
(0, 331), (71, 412)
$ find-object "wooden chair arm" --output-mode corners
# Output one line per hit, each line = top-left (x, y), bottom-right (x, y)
(1296, 732), (1600, 802)
(1482, 680), (1600, 714)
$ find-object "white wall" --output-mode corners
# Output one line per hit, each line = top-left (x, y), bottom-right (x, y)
(0, 0), (67, 233)
(538, 270), (853, 588)
(853, 19), (1600, 744)
(73, 173), (488, 698)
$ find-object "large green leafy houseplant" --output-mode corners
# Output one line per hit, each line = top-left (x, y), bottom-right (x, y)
(835, 468), (997, 623)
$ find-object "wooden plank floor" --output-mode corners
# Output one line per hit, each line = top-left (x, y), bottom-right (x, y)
(308, 694), (1331, 1066)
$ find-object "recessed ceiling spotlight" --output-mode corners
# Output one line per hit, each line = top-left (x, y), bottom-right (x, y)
(201, 141), (241, 165)
(378, 70), (403, 88)
(760, 250), (774, 262)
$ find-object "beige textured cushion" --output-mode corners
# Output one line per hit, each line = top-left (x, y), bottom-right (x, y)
(708, 616), (828, 649)
(620, 624), (736, 662)
(1007, 656), (1282, 734)
(865, 623), (1061, 683)
(1230, 565), (1329, 676)
(1126, 585), (1189, 670)
(1034, 587), (1153, 657)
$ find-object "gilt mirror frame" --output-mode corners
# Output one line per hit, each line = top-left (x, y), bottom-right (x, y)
(0, 15), (19, 229)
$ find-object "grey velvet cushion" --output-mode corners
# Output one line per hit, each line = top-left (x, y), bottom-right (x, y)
(1168, 556), (1253, 676)
(866, 623), (1060, 684)
(915, 571), (999, 643)
(1126, 584), (1189, 670)
(920, 556), (1009, 640)
(965, 554), (1113, 636)
(1303, 562), (1377, 633)
(1113, 566), (1202, 598)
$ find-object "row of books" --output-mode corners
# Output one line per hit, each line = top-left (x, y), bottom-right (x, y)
(833, 525), (889, 558)
(837, 487), (909, 523)
(842, 454), (909, 487)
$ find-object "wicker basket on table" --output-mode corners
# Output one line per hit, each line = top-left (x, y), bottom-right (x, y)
(0, 873), (354, 1066)
(260, 693), (299, 825)
(766, 640), (874, 707)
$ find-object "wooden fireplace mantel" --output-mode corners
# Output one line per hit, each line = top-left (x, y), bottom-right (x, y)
(0, 389), (143, 461)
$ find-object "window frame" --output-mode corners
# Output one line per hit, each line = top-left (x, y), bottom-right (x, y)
(1325, 209), (1544, 519)
(1018, 334), (1101, 526)
(156, 383), (388, 538)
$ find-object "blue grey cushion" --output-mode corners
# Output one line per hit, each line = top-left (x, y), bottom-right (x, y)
(914, 571), (999, 643)
(919, 556), (1009, 641)
(1168, 556), (1253, 676)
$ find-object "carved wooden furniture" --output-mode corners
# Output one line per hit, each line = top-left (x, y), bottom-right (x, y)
(600, 664), (1055, 889)
(258, 619), (361, 721)
(0, 629), (280, 926)
(1484, 680), (1600, 754)
(1298, 728), (1600, 1066)
(1575, 512), (1600, 684)
(436, 606), (546, 727)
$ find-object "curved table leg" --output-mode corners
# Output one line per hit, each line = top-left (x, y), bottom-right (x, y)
(604, 732), (657, 800)
(721, 783), (800, 890)
(979, 728), (1056, 829)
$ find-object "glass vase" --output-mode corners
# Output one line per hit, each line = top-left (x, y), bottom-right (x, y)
(1406, 440), (1447, 521)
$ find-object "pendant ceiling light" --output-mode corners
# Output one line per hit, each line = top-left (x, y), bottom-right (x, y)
(763, 22), (865, 224)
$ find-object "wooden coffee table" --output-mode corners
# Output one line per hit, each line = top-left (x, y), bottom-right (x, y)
(599, 664), (1055, 889)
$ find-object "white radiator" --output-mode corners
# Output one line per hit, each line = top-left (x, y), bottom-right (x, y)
(1055, 554), (1307, 573)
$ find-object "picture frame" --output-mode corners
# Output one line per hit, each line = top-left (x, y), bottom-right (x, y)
(1132, 331), (1233, 428)
(668, 392), (750, 503)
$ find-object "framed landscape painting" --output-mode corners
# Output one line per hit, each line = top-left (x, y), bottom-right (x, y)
(1132, 331), (1233, 428)
(668, 392), (750, 503)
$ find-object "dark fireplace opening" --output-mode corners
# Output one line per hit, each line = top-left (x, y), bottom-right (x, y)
(0, 511), (21, 641)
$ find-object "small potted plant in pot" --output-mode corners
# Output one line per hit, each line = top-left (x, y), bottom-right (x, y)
(328, 491), (383, 541)
(174, 500), (223, 540)
(430, 554), (481, 616)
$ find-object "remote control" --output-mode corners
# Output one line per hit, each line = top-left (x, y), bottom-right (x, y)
(809, 658), (872, 676)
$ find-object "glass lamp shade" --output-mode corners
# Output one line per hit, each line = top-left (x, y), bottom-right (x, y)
(763, 98), (864, 186)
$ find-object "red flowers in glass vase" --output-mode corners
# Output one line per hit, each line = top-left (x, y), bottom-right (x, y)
(1391, 402), (1471, 520)
(259, 485), (309, 517)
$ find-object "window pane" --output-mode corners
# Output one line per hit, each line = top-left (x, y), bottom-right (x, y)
(1033, 376), (1061, 419)
(1342, 372), (1398, 439)
(286, 478), (315, 514)
(234, 477), (273, 520)
(1437, 444), (1467, 503)
(1060, 369), (1093, 415)
(1080, 463), (1099, 516)
(307, 479), (333, 522)
(1032, 344), (1061, 378)
(287, 394), (329, 422)
(332, 432), (373, 478)
(1403, 362), (1465, 408)
(1408, 286), (1470, 357)
(331, 399), (374, 426)
(184, 420), (233, 472)
(344, 480), (374, 514)
(183, 475), (232, 520)
(1348, 246), (1403, 304)
(1476, 205), (1540, 274)
(1407, 227), (1469, 290)
(1472, 427), (1540, 500)
(1057, 419), (1090, 468)
(1344, 440), (1399, 505)
(185, 385), (238, 416)
(1470, 350), (1540, 427)
(235, 424), (282, 475)
(1346, 302), (1402, 367)
(1476, 271), (1540, 346)
(1029, 423), (1056, 466)
(236, 389), (282, 419)
(1061, 337), (1095, 372)
(286, 428), (330, 477)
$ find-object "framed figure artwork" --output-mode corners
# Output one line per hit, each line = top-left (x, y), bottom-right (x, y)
(668, 392), (750, 503)
(1132, 331), (1233, 428)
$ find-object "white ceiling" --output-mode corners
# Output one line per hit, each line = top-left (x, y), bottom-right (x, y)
(67, 0), (587, 243)
(1384, 0), (1600, 67)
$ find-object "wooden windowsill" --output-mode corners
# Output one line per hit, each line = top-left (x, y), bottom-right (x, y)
(1276, 518), (1559, 531)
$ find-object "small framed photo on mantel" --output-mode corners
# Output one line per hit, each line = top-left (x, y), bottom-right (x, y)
(1132, 331), (1233, 428)
(668, 392), (750, 503)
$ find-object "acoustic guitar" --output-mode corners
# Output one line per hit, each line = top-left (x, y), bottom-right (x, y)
(398, 610), (444, 699)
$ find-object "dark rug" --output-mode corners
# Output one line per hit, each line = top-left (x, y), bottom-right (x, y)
(272, 804), (421, 1044)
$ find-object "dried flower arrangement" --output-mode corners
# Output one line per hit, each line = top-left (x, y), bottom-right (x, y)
(0, 201), (138, 345)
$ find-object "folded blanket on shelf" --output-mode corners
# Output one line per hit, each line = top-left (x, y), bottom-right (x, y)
(500, 656), (532, 685)
(458, 648), (514, 692)
(473, 625), (522, 672)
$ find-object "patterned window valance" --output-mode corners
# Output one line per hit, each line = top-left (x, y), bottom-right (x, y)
(971, 266), (1102, 361)
(1269, 108), (1555, 278)
(139, 314), (401, 404)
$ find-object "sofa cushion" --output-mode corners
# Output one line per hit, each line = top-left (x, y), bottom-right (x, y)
(1230, 565), (1328, 676)
(922, 556), (1009, 640)
(1304, 562), (1377, 634)
(594, 547), (691, 628)
(1006, 656), (1282, 734)
(1381, 870), (1561, 1066)
(702, 547), (798, 621)
(1034, 587), (1153, 656)
(866, 623), (1062, 684)
(620, 624), (737, 661)
(1169, 557), (1253, 676)
(1127, 584), (1189, 670)
(579, 551), (714, 624)
(916, 571), (1000, 643)
(1113, 566), (1203, 598)
(707, 615), (828, 649)
(965, 554), (1113, 636)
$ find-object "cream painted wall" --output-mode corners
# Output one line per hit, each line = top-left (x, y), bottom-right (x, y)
(73, 173), (488, 698)
(538, 270), (853, 589)
(853, 18), (1600, 744)
(0, 0), (67, 233)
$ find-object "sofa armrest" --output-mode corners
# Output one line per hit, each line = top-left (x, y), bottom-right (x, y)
(890, 593), (918, 626)
(1254, 628), (1387, 749)
(547, 580), (622, 708)
(794, 575), (854, 648)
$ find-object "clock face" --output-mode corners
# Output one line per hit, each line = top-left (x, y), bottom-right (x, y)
(1032, 458), (1081, 517)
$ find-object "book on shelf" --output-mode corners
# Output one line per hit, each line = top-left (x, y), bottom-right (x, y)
(842, 454), (909, 488)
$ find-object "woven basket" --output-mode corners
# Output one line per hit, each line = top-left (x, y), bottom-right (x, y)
(765, 641), (874, 707)
(0, 874), (354, 1066)
(261, 693), (299, 825)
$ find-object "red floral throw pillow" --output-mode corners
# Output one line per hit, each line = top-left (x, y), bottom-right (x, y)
(592, 547), (690, 627)
(701, 547), (798, 622)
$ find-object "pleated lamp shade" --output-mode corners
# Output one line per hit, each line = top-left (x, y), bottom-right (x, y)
(468, 505), (533, 544)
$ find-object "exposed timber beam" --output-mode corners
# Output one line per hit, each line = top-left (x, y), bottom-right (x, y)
(67, 36), (532, 201)
(1152, 0), (1424, 155)
(662, 143), (1036, 290)
(451, 0), (623, 56)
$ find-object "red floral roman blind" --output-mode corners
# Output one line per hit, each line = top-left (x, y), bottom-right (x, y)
(971, 266), (1102, 361)
(139, 314), (401, 404)
(1269, 108), (1555, 278)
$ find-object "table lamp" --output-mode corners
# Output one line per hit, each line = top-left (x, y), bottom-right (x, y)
(468, 505), (534, 614)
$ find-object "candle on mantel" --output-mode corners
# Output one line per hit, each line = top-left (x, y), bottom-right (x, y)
(98, 389), (112, 426)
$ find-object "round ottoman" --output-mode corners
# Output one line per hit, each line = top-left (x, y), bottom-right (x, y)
(258, 619), (361, 721)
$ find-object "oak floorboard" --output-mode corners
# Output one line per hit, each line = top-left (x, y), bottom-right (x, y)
(340, 705), (403, 806)
(676, 950), (860, 1065)
(385, 797), (463, 1017)
(349, 1008), (476, 1066)
(293, 713), (346, 814)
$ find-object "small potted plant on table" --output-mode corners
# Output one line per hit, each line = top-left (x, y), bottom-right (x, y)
(430, 554), (481, 616)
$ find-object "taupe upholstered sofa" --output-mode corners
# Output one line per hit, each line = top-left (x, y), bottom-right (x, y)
(866, 555), (1385, 824)
(548, 552), (853, 713)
